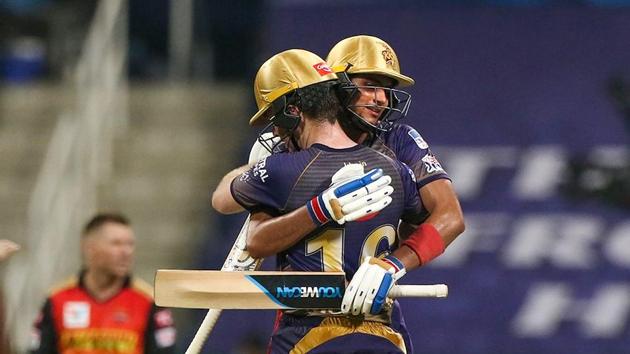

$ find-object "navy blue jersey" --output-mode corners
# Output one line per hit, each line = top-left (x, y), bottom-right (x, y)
(231, 143), (424, 280)
(372, 124), (450, 189)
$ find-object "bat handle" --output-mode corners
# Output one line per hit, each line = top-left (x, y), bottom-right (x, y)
(185, 309), (222, 354)
(389, 284), (448, 298)
(185, 215), (257, 354)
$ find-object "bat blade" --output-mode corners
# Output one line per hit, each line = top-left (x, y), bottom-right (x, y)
(155, 270), (345, 309)
(155, 270), (447, 310)
(155, 270), (346, 309)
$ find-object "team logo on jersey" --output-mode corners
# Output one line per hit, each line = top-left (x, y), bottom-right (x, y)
(313, 62), (333, 76)
(112, 310), (129, 324)
(408, 129), (429, 149)
(63, 302), (90, 328)
(422, 154), (444, 174)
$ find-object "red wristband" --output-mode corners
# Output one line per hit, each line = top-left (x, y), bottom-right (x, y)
(402, 224), (445, 266)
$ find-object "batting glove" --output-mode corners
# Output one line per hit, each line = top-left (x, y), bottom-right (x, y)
(306, 164), (393, 225)
(341, 255), (406, 316)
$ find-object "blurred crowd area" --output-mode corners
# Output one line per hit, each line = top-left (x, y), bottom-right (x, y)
(0, 0), (264, 83)
(0, 0), (629, 84)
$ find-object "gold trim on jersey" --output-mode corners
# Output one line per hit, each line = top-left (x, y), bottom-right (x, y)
(59, 328), (139, 352)
(289, 317), (406, 354)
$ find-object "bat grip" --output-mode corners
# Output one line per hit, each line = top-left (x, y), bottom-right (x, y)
(389, 284), (448, 298)
(185, 215), (260, 353)
(185, 309), (222, 354)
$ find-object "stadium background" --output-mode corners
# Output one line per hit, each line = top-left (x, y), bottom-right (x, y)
(1, 1), (629, 353)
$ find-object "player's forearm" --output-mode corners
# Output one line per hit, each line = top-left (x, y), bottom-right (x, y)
(391, 180), (464, 270)
(211, 165), (249, 214)
(423, 202), (465, 247)
(390, 245), (421, 271)
(246, 208), (316, 258)
(418, 179), (465, 247)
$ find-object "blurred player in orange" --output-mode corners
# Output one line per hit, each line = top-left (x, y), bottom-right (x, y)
(30, 213), (176, 354)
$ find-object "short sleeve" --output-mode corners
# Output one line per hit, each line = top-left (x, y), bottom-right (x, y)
(395, 161), (428, 225)
(386, 124), (450, 189)
(230, 154), (299, 214)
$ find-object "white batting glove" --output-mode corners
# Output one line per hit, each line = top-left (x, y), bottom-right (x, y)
(341, 255), (406, 316)
(248, 132), (279, 164)
(306, 164), (393, 225)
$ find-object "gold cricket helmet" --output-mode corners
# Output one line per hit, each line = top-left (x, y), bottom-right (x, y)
(326, 35), (415, 87)
(250, 49), (339, 126)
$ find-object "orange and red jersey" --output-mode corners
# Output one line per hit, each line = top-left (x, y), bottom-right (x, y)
(30, 273), (175, 354)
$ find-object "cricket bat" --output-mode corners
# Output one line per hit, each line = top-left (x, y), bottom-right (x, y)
(155, 270), (448, 310)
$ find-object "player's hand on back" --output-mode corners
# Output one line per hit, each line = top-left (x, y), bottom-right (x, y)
(341, 255), (406, 316)
(306, 164), (394, 225)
